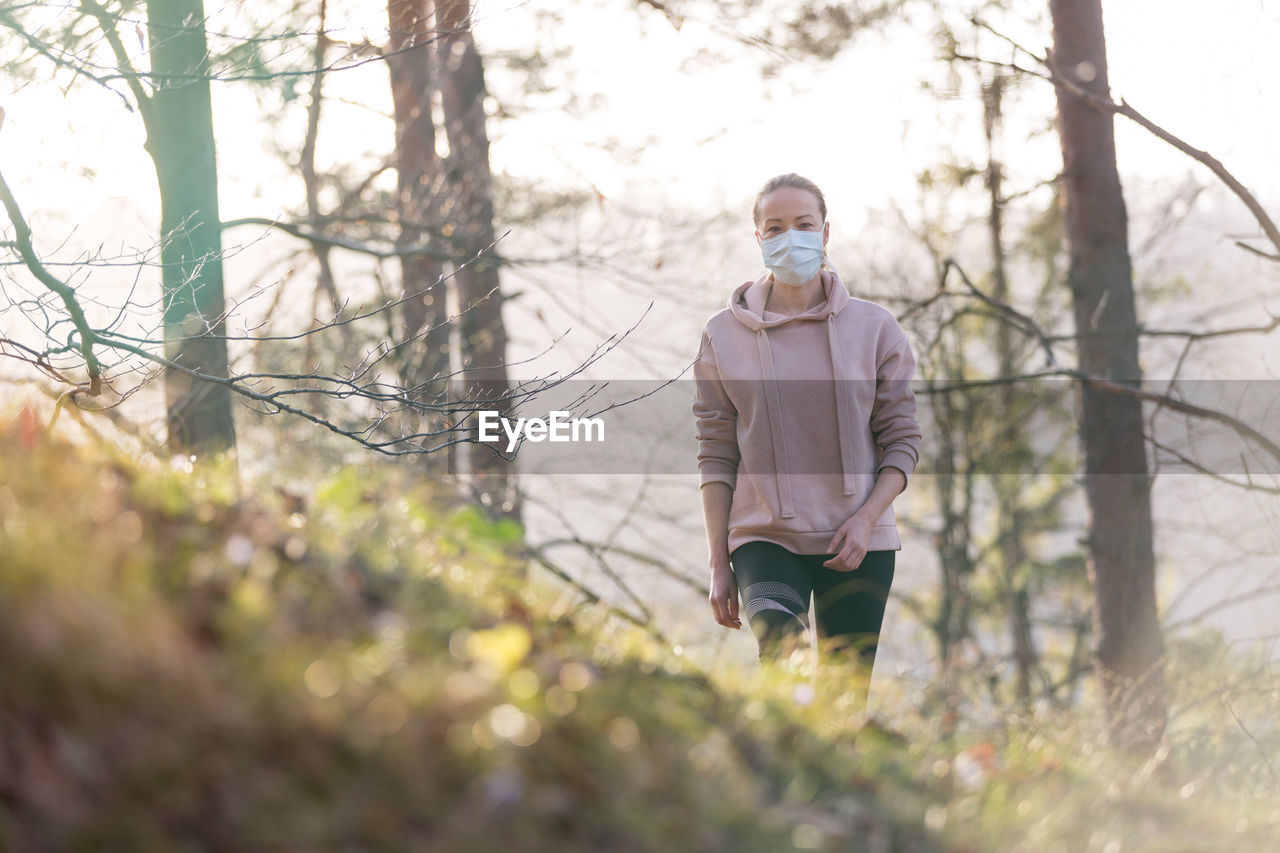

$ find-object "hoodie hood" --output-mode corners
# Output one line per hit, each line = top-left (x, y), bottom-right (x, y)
(727, 268), (851, 330)
(724, 268), (859, 517)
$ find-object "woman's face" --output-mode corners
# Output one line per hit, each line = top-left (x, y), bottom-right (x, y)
(755, 186), (829, 247)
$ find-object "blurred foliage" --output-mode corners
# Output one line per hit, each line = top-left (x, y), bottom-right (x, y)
(2, 408), (1278, 852)
(0, 0), (306, 98)
(636, 0), (911, 70)
(0, 409), (937, 851)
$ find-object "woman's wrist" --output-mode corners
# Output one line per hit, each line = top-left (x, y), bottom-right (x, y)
(854, 467), (907, 525)
(851, 506), (882, 526)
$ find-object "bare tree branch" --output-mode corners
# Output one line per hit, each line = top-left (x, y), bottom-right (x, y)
(78, 0), (153, 122)
(1165, 583), (1280, 634)
(918, 257), (1280, 475)
(1, 173), (660, 460)
(221, 216), (458, 262)
(955, 16), (1280, 260)
(525, 543), (669, 645)
(0, 168), (102, 395)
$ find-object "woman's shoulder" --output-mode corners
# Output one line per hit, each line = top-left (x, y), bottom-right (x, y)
(840, 296), (904, 329)
(838, 298), (912, 356)
(699, 306), (740, 337)
(843, 293), (894, 317)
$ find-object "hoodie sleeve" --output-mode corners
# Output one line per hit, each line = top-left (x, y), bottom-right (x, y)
(870, 319), (922, 486)
(691, 328), (740, 491)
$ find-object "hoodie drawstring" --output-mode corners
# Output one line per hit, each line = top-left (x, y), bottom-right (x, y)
(755, 329), (796, 518)
(827, 314), (857, 496)
(739, 271), (858, 514)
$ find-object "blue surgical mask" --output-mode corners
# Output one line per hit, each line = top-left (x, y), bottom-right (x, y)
(759, 221), (825, 286)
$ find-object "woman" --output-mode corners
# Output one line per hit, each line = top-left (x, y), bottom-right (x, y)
(691, 173), (921, 699)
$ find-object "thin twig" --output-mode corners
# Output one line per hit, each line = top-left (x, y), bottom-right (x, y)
(1224, 696), (1280, 794)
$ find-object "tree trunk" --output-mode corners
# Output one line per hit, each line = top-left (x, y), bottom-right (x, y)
(926, 333), (976, 739)
(145, 0), (236, 455)
(436, 0), (520, 524)
(302, 0), (343, 324)
(983, 71), (1039, 704)
(387, 0), (452, 475)
(1049, 0), (1165, 747)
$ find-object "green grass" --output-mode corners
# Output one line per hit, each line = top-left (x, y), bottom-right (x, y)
(1, 410), (1277, 851)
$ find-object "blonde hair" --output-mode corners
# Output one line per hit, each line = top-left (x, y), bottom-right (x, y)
(752, 172), (827, 228)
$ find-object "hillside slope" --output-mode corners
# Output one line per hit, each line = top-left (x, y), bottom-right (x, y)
(0, 413), (939, 852)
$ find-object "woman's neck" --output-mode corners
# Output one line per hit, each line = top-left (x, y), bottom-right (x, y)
(765, 273), (826, 315)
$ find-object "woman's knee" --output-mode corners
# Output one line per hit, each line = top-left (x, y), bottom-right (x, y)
(742, 585), (810, 658)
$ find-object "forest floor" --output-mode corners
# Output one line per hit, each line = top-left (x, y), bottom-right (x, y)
(2, 407), (1277, 852)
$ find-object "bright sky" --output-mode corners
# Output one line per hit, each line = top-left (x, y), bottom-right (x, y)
(3, 0), (1277, 391)
(4, 0), (1278, 237)
(471, 0), (1280, 224)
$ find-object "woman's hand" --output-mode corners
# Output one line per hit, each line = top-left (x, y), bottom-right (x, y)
(824, 468), (906, 571)
(708, 564), (742, 629)
(823, 512), (874, 571)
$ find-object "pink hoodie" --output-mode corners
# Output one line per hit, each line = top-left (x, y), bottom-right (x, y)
(692, 268), (922, 555)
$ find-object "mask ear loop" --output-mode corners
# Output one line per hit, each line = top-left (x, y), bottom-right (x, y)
(818, 219), (837, 277)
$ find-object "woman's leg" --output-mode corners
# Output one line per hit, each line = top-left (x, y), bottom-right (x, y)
(729, 541), (814, 662)
(811, 550), (896, 670)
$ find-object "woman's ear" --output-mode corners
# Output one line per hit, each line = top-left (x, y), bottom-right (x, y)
(822, 221), (830, 247)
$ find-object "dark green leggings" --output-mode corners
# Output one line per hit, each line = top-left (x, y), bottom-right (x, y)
(730, 540), (895, 668)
